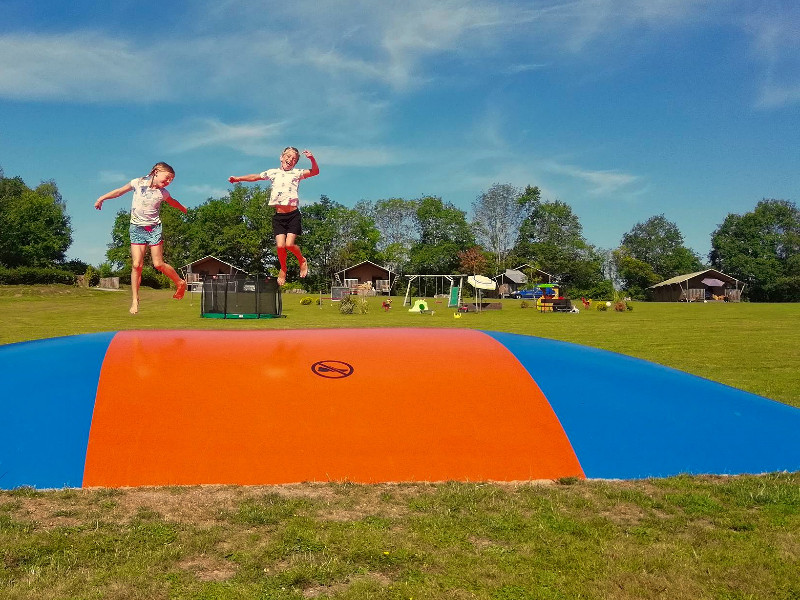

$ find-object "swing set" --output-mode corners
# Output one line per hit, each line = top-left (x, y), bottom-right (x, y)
(403, 274), (466, 309)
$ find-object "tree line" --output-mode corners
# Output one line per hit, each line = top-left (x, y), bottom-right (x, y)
(1, 168), (798, 301)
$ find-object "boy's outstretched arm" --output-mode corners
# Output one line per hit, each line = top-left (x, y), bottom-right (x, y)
(229, 174), (263, 183)
(164, 194), (188, 214)
(94, 183), (133, 210)
(302, 150), (319, 178)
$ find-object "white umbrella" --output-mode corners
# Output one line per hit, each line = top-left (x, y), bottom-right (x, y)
(467, 275), (496, 311)
(467, 275), (496, 290)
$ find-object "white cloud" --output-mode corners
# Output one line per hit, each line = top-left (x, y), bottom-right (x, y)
(0, 33), (168, 102)
(98, 170), (130, 184)
(165, 118), (286, 156)
(544, 161), (639, 195)
(741, 7), (800, 108)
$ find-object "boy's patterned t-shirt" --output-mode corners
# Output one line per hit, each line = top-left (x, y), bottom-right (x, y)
(259, 168), (305, 206)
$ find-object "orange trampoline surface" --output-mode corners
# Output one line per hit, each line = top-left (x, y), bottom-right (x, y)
(84, 329), (584, 487)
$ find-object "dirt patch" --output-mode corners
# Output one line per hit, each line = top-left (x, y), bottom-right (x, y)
(177, 555), (237, 582)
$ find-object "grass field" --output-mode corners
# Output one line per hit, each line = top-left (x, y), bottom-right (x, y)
(1, 285), (799, 599)
(1, 285), (798, 406)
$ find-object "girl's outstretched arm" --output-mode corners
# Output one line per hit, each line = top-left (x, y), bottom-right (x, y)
(94, 183), (133, 210)
(164, 194), (188, 214)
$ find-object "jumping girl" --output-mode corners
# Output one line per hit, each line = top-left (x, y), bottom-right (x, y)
(94, 162), (188, 314)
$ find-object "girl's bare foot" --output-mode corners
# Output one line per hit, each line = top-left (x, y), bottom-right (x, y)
(299, 260), (308, 278)
(130, 301), (139, 315)
(173, 280), (187, 299)
(277, 270), (286, 286)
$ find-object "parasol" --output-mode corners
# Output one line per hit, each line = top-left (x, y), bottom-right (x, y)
(467, 275), (496, 290)
(701, 277), (725, 287)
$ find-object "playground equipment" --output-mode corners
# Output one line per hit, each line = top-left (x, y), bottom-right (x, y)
(201, 274), (283, 319)
(408, 299), (433, 314)
(403, 274), (464, 308)
(3, 329), (799, 489)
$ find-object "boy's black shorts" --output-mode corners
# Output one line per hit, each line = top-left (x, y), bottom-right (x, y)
(272, 209), (302, 236)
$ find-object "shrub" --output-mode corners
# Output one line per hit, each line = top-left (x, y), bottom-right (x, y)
(140, 266), (171, 289)
(626, 303), (634, 311)
(357, 296), (369, 314)
(84, 265), (100, 287)
(98, 262), (114, 278)
(596, 302), (608, 311)
(0, 266), (75, 285)
(613, 301), (627, 312)
(300, 296), (313, 305)
(520, 300), (530, 309)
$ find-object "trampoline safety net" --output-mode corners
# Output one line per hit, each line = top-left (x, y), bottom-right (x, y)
(201, 275), (283, 318)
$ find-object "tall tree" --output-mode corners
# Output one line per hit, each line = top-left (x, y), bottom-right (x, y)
(0, 174), (72, 267)
(619, 214), (703, 279)
(408, 196), (475, 274)
(512, 191), (605, 292)
(710, 199), (800, 301)
(612, 247), (662, 299)
(471, 183), (526, 272)
(371, 197), (418, 272)
(302, 196), (380, 290)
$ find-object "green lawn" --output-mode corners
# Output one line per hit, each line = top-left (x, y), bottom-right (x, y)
(1, 285), (798, 599)
(1, 285), (798, 407)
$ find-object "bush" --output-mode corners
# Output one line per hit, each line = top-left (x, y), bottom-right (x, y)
(61, 259), (90, 275)
(98, 262), (114, 278)
(300, 296), (313, 305)
(140, 266), (171, 289)
(613, 300), (627, 312)
(84, 265), (100, 287)
(596, 302), (608, 311)
(0, 266), (75, 285)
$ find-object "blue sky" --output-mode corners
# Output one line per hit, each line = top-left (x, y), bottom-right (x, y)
(1, 0), (799, 267)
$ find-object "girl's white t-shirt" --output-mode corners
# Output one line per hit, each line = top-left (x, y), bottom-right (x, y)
(129, 177), (168, 226)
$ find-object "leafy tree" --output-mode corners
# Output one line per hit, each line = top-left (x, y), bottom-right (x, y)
(710, 199), (800, 301)
(458, 246), (489, 275)
(371, 197), (418, 272)
(187, 185), (271, 273)
(106, 209), (133, 269)
(512, 189), (605, 292)
(302, 196), (380, 290)
(471, 183), (526, 272)
(0, 174), (72, 267)
(612, 246), (662, 299)
(619, 214), (703, 279)
(408, 196), (475, 274)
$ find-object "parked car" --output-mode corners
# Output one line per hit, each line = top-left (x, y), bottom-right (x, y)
(510, 284), (559, 299)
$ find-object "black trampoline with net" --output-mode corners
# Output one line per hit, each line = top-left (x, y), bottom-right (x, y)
(201, 274), (284, 319)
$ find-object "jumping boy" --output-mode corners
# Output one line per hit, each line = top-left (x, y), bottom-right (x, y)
(228, 148), (319, 286)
